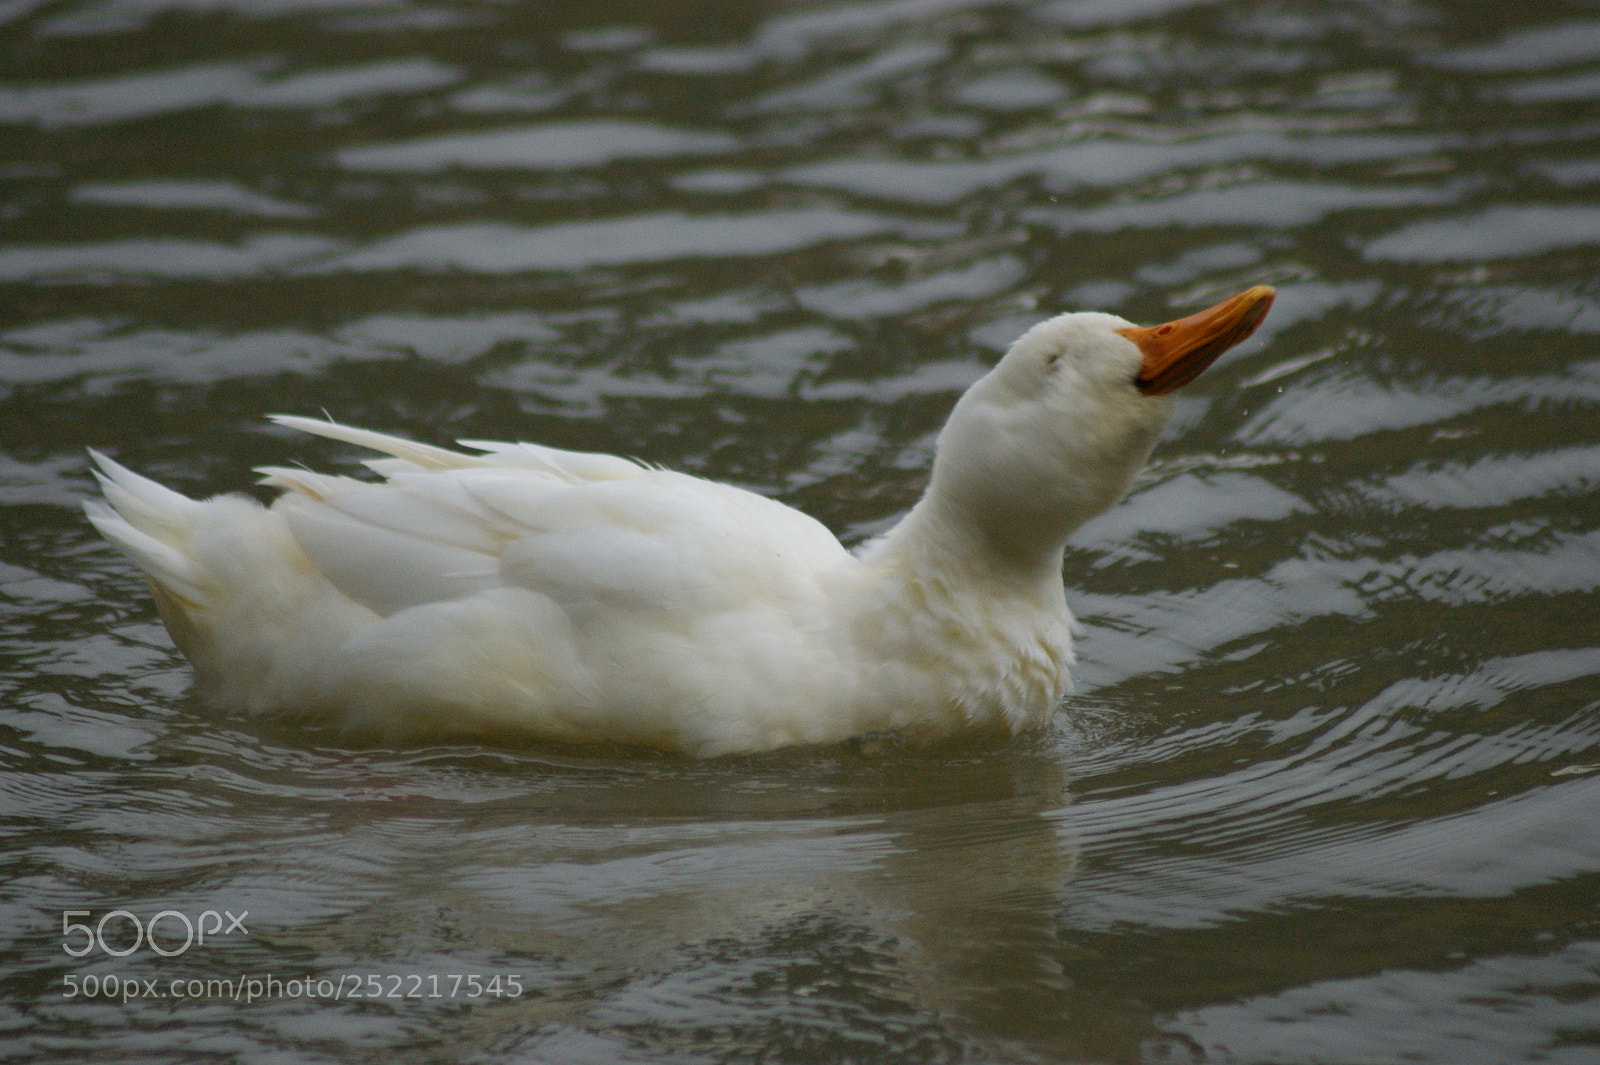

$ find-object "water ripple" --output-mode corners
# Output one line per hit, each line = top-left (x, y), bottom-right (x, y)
(1364, 204), (1600, 262)
(338, 121), (738, 172)
(317, 209), (914, 274)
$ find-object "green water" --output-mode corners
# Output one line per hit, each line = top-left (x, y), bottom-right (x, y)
(3, 0), (1599, 1061)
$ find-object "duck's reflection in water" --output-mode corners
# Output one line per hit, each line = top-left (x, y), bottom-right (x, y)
(262, 736), (1103, 1059)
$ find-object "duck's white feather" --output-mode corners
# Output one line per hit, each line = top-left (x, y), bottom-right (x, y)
(85, 291), (1274, 755)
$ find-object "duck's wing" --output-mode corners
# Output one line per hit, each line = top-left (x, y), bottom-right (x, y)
(267, 413), (647, 481)
(259, 417), (850, 621)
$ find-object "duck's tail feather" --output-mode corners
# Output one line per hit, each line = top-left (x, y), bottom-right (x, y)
(83, 451), (207, 608)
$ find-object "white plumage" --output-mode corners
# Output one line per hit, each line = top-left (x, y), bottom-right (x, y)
(86, 287), (1273, 756)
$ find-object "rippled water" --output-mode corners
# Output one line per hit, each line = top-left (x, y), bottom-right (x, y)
(3, 0), (1599, 1061)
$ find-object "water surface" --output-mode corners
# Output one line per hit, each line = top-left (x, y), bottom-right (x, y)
(3, 0), (1599, 1061)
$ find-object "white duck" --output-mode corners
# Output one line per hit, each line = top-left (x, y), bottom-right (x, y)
(86, 286), (1273, 756)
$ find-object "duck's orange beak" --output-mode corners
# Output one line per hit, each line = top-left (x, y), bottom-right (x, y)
(1117, 285), (1276, 395)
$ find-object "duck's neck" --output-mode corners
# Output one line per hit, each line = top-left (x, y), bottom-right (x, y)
(859, 490), (1070, 597)
(849, 488), (1076, 736)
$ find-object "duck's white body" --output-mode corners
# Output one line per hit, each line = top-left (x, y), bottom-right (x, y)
(87, 287), (1273, 756)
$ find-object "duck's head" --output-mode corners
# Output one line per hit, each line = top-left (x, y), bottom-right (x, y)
(924, 285), (1275, 567)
